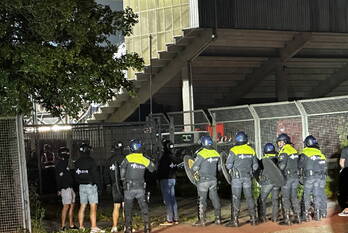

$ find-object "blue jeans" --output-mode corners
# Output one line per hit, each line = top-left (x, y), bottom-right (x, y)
(160, 179), (178, 222)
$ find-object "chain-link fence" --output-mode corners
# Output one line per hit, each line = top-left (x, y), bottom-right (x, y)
(24, 121), (159, 194)
(0, 116), (31, 233)
(159, 95), (348, 162)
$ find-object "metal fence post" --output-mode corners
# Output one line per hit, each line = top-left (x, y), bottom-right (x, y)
(16, 116), (32, 232)
(169, 116), (175, 143)
(295, 101), (309, 140)
(249, 105), (262, 158)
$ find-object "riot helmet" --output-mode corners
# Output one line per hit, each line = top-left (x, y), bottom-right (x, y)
(235, 131), (248, 144)
(200, 135), (213, 148)
(79, 142), (91, 154)
(130, 139), (142, 152)
(263, 143), (276, 154)
(58, 147), (70, 159)
(276, 133), (291, 144)
(162, 139), (174, 151)
(304, 135), (318, 147)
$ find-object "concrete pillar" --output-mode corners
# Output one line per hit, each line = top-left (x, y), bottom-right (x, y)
(182, 62), (194, 132)
(276, 65), (289, 101)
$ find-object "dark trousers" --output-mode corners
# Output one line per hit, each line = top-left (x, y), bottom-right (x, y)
(231, 177), (255, 217)
(303, 176), (321, 212)
(124, 189), (148, 228)
(197, 179), (221, 218)
(260, 184), (280, 219)
(281, 177), (300, 214)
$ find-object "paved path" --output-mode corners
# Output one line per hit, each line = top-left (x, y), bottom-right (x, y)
(152, 215), (348, 233)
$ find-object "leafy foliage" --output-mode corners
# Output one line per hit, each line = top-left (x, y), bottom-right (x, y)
(0, 0), (143, 117)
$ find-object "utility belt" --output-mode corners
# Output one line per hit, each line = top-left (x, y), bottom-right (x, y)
(231, 169), (252, 179)
(284, 169), (299, 177)
(199, 176), (216, 182)
(125, 180), (146, 190)
(304, 170), (324, 177)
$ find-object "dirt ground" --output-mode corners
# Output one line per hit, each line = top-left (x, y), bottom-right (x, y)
(43, 195), (348, 233)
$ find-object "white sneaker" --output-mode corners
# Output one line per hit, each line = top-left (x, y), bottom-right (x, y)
(91, 227), (105, 233)
(111, 226), (118, 232)
(338, 211), (348, 217)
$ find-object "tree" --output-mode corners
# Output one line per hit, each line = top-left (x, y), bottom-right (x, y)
(0, 0), (143, 117)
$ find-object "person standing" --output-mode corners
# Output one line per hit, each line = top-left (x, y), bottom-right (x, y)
(55, 147), (78, 231)
(299, 135), (327, 221)
(338, 137), (348, 216)
(121, 139), (156, 233)
(225, 131), (258, 227)
(105, 141), (125, 232)
(75, 143), (104, 233)
(277, 133), (301, 225)
(191, 136), (221, 226)
(258, 143), (281, 223)
(158, 139), (180, 225)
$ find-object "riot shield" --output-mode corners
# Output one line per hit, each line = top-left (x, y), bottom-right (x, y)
(220, 151), (231, 184)
(262, 158), (285, 187)
(183, 155), (199, 185)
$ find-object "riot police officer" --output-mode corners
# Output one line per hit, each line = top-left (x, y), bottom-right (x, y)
(104, 141), (125, 232)
(226, 132), (258, 227)
(299, 135), (327, 221)
(120, 140), (155, 233)
(277, 133), (301, 225)
(258, 143), (280, 223)
(191, 136), (221, 226)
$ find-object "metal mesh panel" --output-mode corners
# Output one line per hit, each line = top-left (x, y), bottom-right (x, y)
(301, 97), (348, 115)
(216, 120), (255, 153)
(0, 118), (28, 232)
(167, 112), (184, 126)
(210, 107), (253, 122)
(194, 111), (209, 124)
(254, 103), (300, 119)
(308, 113), (348, 157)
(260, 117), (303, 152)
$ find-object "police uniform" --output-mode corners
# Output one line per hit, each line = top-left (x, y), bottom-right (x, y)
(192, 147), (221, 226)
(226, 143), (258, 226)
(120, 152), (155, 233)
(299, 146), (326, 221)
(278, 144), (301, 224)
(258, 152), (280, 222)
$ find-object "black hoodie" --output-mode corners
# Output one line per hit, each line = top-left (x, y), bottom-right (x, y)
(55, 158), (74, 190)
(74, 153), (99, 186)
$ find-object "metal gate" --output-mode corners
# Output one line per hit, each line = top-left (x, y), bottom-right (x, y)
(0, 116), (31, 232)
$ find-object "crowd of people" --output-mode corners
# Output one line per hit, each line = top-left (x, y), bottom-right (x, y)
(52, 132), (348, 233)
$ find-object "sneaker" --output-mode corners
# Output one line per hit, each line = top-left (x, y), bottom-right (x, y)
(111, 226), (118, 232)
(91, 227), (105, 233)
(69, 225), (79, 230)
(174, 220), (179, 225)
(160, 221), (174, 226)
(60, 226), (67, 232)
(338, 211), (348, 217)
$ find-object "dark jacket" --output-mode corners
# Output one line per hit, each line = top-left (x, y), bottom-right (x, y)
(55, 159), (74, 190)
(299, 146), (326, 177)
(104, 152), (125, 194)
(278, 144), (299, 177)
(192, 148), (220, 181)
(74, 153), (99, 186)
(157, 149), (181, 180)
(120, 152), (155, 189)
(226, 144), (259, 178)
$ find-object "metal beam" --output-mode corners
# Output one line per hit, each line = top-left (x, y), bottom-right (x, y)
(225, 32), (312, 104)
(106, 29), (213, 122)
(307, 63), (348, 97)
(276, 66), (289, 101)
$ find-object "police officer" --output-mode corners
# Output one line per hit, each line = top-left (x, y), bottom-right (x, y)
(299, 135), (327, 221)
(105, 141), (125, 233)
(277, 133), (301, 225)
(75, 143), (104, 233)
(191, 136), (221, 226)
(258, 143), (280, 223)
(120, 140), (155, 233)
(226, 132), (258, 227)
